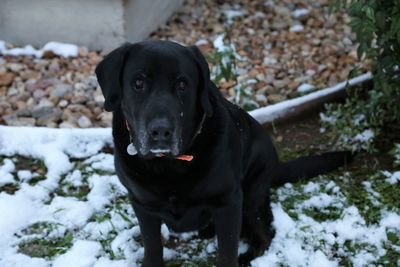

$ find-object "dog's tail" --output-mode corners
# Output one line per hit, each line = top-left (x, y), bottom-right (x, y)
(271, 151), (353, 187)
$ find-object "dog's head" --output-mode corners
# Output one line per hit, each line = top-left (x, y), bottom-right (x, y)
(95, 41), (213, 158)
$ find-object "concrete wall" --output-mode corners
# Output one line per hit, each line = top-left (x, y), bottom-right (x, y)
(0, 0), (183, 50)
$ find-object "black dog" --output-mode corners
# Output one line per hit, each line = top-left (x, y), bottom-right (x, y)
(95, 40), (351, 267)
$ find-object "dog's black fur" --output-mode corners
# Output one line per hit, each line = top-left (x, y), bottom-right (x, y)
(95, 40), (352, 267)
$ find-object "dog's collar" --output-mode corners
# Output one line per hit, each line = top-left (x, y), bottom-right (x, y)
(124, 114), (206, 162)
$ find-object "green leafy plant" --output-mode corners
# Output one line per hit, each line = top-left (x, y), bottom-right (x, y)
(324, 0), (400, 151)
(390, 143), (400, 167)
(207, 43), (238, 84)
(207, 32), (259, 111)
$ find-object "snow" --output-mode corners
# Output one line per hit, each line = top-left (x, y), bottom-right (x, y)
(213, 34), (229, 53)
(297, 83), (315, 93)
(0, 120), (399, 266)
(292, 8), (310, 19)
(290, 24), (305, 32)
(252, 177), (400, 267)
(354, 129), (374, 143)
(382, 170), (400, 184)
(0, 159), (15, 186)
(0, 40), (78, 58)
(194, 39), (208, 46)
(53, 240), (102, 267)
(17, 170), (33, 182)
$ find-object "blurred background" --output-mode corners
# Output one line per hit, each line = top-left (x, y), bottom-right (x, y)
(1, 0), (367, 129)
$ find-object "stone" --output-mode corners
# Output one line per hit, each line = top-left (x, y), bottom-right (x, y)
(77, 115), (92, 128)
(59, 121), (76, 128)
(0, 72), (15, 86)
(31, 99), (60, 123)
(7, 87), (18, 96)
(33, 89), (47, 99)
(268, 94), (286, 104)
(272, 79), (289, 89)
(4, 116), (36, 126)
(51, 83), (73, 98)
(26, 78), (54, 92)
(255, 94), (268, 104)
(58, 99), (69, 108)
(7, 63), (25, 72)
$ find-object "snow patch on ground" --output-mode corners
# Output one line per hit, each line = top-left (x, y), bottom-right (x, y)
(0, 41), (78, 58)
(297, 83), (316, 93)
(0, 126), (398, 266)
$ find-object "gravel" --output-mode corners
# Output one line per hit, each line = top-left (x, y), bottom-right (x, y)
(0, 0), (367, 128)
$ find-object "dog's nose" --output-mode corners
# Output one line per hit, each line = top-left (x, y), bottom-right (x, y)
(148, 118), (172, 141)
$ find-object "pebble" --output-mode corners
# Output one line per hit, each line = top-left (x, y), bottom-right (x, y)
(7, 87), (18, 96)
(4, 116), (36, 126)
(268, 94), (287, 104)
(255, 94), (268, 104)
(0, 72), (15, 86)
(33, 89), (46, 99)
(77, 115), (92, 128)
(51, 83), (73, 98)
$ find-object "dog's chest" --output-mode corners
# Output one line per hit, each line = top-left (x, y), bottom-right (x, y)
(156, 193), (211, 232)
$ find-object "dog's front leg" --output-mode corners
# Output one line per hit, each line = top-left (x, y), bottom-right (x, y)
(213, 198), (242, 267)
(134, 206), (164, 267)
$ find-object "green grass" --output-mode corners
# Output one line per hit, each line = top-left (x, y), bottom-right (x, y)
(17, 222), (73, 259)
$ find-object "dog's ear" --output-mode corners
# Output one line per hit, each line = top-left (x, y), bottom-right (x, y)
(95, 44), (132, 111)
(188, 45), (213, 117)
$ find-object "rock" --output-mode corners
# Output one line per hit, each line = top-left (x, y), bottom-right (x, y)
(7, 87), (18, 96)
(58, 99), (69, 108)
(74, 82), (87, 91)
(33, 89), (47, 99)
(26, 78), (54, 92)
(98, 112), (112, 127)
(0, 72), (15, 86)
(36, 108), (62, 125)
(268, 94), (286, 104)
(77, 115), (92, 128)
(255, 94), (268, 105)
(31, 99), (61, 124)
(32, 105), (54, 118)
(79, 46), (89, 57)
(4, 116), (36, 126)
(272, 79), (289, 89)
(51, 83), (73, 98)
(59, 121), (76, 128)
(275, 6), (291, 17)
(7, 63), (25, 72)
(48, 61), (60, 73)
(14, 100), (31, 116)
(271, 21), (289, 30)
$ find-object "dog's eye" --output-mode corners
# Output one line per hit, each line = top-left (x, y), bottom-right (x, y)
(176, 80), (186, 91)
(134, 78), (145, 90)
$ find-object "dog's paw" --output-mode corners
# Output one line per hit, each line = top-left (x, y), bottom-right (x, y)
(238, 253), (252, 267)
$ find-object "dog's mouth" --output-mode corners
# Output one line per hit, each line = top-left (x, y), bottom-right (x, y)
(150, 148), (172, 155)
(132, 135), (181, 158)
